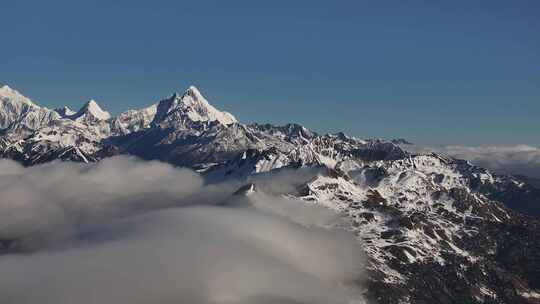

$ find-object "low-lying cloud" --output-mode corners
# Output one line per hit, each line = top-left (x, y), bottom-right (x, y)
(0, 156), (204, 244)
(0, 156), (366, 304)
(403, 144), (540, 180)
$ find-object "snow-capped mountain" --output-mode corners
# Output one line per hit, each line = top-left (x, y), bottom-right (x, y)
(0, 85), (60, 134)
(54, 106), (76, 118)
(111, 103), (157, 134)
(152, 85), (237, 127)
(70, 99), (111, 123)
(0, 84), (539, 304)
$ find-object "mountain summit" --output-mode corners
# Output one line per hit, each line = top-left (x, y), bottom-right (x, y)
(0, 85), (38, 106)
(0, 85), (59, 130)
(71, 99), (111, 122)
(153, 85), (237, 126)
(54, 106), (76, 118)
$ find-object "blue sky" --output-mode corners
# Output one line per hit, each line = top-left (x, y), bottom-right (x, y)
(1, 0), (539, 145)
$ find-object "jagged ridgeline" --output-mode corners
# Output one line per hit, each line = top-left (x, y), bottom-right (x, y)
(1, 84), (539, 303)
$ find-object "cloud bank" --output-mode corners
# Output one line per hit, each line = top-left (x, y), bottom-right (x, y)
(0, 157), (366, 304)
(403, 144), (540, 180)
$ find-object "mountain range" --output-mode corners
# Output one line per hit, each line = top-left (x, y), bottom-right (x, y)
(1, 84), (539, 304)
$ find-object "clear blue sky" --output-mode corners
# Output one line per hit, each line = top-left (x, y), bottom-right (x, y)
(1, 0), (539, 145)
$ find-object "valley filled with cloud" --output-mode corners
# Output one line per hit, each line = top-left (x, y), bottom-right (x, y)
(0, 156), (366, 304)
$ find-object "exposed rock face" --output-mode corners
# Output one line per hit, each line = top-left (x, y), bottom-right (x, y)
(1, 84), (539, 303)
(268, 154), (540, 304)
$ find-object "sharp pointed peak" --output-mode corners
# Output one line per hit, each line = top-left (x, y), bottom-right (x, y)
(0, 85), (17, 97)
(0, 84), (17, 95)
(0, 84), (21, 94)
(73, 98), (111, 121)
(181, 85), (209, 106)
(180, 85), (207, 102)
(167, 85), (201, 100)
(185, 85), (202, 96)
(83, 99), (101, 107)
(154, 84), (237, 125)
(0, 84), (38, 106)
(55, 106), (76, 117)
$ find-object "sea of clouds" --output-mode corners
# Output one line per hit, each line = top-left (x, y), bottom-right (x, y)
(0, 156), (367, 304)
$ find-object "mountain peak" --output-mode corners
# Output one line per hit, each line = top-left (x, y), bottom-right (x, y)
(180, 85), (207, 106)
(0, 84), (13, 92)
(168, 85), (201, 100)
(55, 106), (76, 118)
(72, 99), (111, 121)
(185, 85), (203, 98)
(179, 85), (237, 125)
(153, 85), (237, 126)
(0, 85), (37, 106)
(0, 84), (16, 94)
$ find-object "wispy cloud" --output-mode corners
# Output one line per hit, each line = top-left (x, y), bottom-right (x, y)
(0, 156), (367, 304)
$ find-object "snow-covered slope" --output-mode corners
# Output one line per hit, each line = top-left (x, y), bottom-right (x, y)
(152, 86), (237, 128)
(111, 104), (157, 134)
(0, 85), (60, 133)
(227, 151), (540, 303)
(54, 106), (76, 118)
(70, 99), (111, 123)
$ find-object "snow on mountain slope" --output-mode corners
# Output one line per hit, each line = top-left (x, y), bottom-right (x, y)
(70, 99), (111, 123)
(55, 106), (76, 118)
(231, 152), (540, 304)
(0, 88), (115, 163)
(112, 104), (157, 134)
(179, 85), (237, 124)
(0, 85), (242, 165)
(152, 86), (237, 128)
(0, 85), (38, 108)
(0, 85), (60, 132)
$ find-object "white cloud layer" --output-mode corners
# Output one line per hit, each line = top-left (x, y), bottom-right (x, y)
(0, 156), (366, 304)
